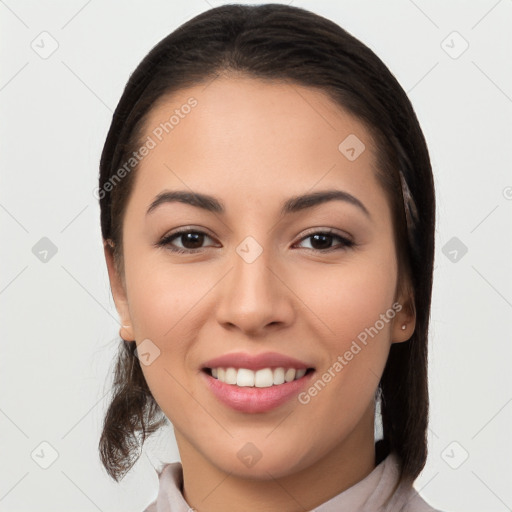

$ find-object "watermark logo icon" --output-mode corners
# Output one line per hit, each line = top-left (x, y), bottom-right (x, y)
(441, 441), (469, 469)
(442, 236), (468, 263)
(135, 339), (161, 366)
(31, 441), (59, 469)
(32, 237), (58, 263)
(237, 442), (262, 468)
(236, 236), (263, 264)
(338, 134), (366, 161)
(441, 31), (469, 59)
(31, 31), (59, 59)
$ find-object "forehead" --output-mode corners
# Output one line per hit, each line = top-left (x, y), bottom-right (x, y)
(130, 76), (387, 220)
(142, 75), (374, 159)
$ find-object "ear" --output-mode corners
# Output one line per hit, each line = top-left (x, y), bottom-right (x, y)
(104, 240), (134, 342)
(391, 284), (416, 344)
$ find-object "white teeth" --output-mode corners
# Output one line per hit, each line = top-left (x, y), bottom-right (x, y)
(295, 368), (306, 379)
(210, 367), (309, 387)
(284, 368), (296, 382)
(273, 367), (285, 385)
(236, 368), (254, 387)
(225, 367), (237, 385)
(254, 368), (274, 388)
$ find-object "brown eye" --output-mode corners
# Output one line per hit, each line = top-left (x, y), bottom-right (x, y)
(295, 230), (354, 252)
(157, 229), (216, 254)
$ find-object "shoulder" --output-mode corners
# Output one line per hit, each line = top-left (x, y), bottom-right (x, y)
(392, 476), (447, 512)
(142, 502), (156, 512)
(399, 496), (446, 512)
(141, 462), (184, 512)
(380, 453), (446, 512)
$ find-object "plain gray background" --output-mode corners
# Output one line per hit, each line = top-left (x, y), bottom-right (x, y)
(1, 0), (511, 510)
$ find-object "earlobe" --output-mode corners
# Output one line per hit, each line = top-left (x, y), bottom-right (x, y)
(391, 294), (416, 344)
(103, 239), (134, 341)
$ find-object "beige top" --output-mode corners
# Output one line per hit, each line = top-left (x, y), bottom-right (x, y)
(144, 452), (443, 511)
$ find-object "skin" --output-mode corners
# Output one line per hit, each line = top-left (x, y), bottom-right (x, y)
(104, 75), (416, 512)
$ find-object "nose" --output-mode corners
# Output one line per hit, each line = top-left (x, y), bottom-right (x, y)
(215, 244), (295, 337)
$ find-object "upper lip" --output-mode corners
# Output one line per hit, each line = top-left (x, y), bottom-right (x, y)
(202, 351), (314, 371)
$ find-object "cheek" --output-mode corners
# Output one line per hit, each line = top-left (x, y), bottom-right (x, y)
(296, 249), (398, 406)
(124, 251), (208, 341)
(125, 261), (205, 417)
(123, 255), (220, 402)
(300, 251), (398, 346)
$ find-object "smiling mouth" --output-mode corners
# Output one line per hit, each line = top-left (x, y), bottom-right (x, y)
(203, 367), (315, 387)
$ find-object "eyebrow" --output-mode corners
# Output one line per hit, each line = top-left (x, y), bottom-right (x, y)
(146, 189), (371, 219)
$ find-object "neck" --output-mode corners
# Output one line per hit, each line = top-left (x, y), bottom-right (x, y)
(175, 415), (376, 512)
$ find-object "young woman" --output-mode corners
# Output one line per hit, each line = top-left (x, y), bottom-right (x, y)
(98, 4), (443, 511)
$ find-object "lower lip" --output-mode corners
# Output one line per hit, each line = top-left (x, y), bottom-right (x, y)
(201, 370), (314, 413)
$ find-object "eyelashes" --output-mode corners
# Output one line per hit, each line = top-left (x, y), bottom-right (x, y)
(157, 229), (215, 254)
(155, 228), (355, 255)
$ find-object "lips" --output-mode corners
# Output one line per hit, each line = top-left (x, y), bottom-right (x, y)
(202, 351), (313, 371)
(201, 351), (316, 413)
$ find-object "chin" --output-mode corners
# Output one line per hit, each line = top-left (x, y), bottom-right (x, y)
(203, 437), (317, 481)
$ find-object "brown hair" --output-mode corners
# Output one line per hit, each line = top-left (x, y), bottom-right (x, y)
(98, 3), (435, 483)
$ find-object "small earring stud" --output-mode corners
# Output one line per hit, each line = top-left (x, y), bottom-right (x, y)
(401, 324), (407, 330)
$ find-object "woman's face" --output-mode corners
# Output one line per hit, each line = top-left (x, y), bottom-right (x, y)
(106, 76), (414, 479)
